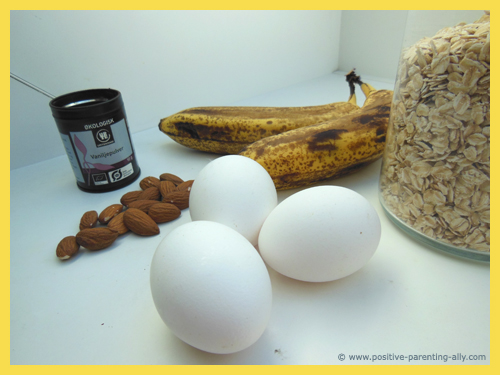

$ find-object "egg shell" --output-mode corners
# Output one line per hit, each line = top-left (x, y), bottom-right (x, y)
(189, 155), (277, 246)
(150, 221), (273, 354)
(258, 186), (381, 282)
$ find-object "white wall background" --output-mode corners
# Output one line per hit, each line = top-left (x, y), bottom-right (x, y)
(10, 10), (486, 170)
(338, 10), (408, 82)
(338, 10), (485, 82)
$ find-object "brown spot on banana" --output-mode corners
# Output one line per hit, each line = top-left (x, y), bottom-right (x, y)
(308, 129), (348, 152)
(238, 89), (393, 190)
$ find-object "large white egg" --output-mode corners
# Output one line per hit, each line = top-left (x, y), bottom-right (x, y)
(150, 221), (273, 354)
(258, 186), (381, 282)
(189, 155), (277, 246)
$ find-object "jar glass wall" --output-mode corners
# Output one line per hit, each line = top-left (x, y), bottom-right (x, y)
(379, 10), (490, 262)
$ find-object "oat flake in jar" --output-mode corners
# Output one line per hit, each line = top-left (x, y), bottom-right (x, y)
(379, 11), (490, 262)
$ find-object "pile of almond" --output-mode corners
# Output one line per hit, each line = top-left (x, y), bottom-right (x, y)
(56, 173), (193, 260)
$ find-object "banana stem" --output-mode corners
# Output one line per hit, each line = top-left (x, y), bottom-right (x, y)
(358, 79), (377, 98)
(345, 69), (376, 99)
(345, 70), (359, 106)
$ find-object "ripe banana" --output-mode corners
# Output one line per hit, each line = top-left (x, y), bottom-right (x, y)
(239, 79), (393, 190)
(159, 71), (362, 154)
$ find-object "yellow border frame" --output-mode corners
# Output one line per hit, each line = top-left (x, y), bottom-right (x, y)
(5, 4), (495, 370)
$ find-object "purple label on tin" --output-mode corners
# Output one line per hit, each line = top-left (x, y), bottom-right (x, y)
(70, 119), (134, 185)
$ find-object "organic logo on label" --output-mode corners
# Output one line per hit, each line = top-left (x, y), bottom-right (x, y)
(92, 173), (109, 185)
(96, 129), (112, 143)
(110, 169), (123, 182)
(92, 126), (115, 148)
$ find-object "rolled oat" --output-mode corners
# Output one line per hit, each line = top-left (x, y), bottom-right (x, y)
(380, 13), (490, 252)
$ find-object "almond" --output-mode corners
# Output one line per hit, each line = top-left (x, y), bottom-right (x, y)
(98, 204), (124, 224)
(177, 179), (194, 192)
(79, 210), (98, 230)
(139, 176), (161, 190)
(120, 190), (142, 207)
(107, 212), (129, 235)
(123, 208), (160, 236)
(162, 190), (190, 210)
(138, 186), (161, 201)
(159, 173), (184, 186)
(159, 180), (178, 198)
(56, 236), (80, 260)
(148, 203), (181, 223)
(127, 200), (159, 213)
(76, 228), (119, 250)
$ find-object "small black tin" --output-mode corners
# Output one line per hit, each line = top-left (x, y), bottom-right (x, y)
(50, 88), (141, 192)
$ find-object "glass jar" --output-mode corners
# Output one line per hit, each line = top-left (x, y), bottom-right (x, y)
(379, 11), (490, 262)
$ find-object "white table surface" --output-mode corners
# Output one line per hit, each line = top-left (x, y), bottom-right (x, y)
(10, 71), (490, 365)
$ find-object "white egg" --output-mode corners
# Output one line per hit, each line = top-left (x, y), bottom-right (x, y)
(258, 186), (381, 282)
(189, 155), (277, 246)
(150, 221), (273, 354)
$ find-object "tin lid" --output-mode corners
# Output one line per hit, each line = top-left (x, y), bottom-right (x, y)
(49, 88), (123, 120)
